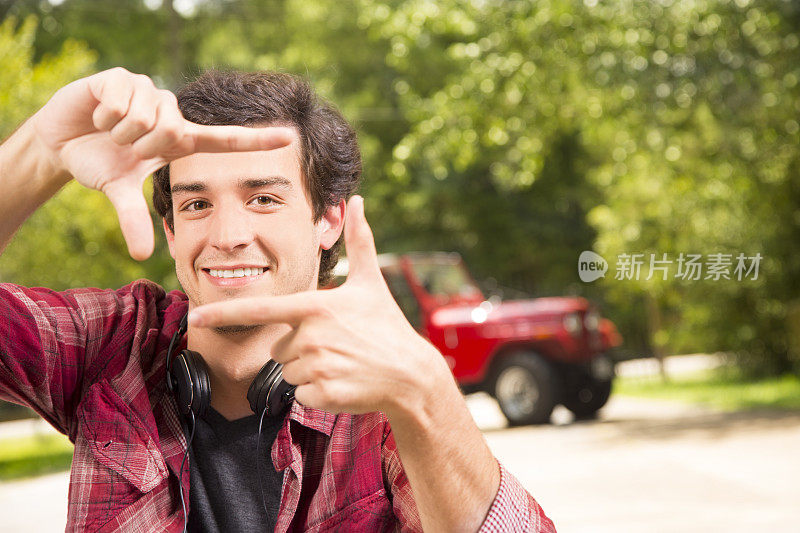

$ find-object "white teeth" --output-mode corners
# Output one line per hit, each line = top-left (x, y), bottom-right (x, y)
(208, 268), (265, 279)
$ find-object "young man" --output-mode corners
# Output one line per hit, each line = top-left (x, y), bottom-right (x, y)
(0, 67), (555, 532)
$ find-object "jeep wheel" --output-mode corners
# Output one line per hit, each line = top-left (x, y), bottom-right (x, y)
(562, 377), (612, 419)
(492, 352), (560, 426)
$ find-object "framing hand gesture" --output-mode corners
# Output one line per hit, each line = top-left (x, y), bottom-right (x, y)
(32, 67), (292, 260)
(189, 196), (453, 419)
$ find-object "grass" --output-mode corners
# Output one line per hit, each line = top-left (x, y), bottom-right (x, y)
(0, 433), (74, 481)
(614, 367), (800, 412)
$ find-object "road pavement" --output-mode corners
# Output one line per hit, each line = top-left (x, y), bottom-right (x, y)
(1, 367), (797, 532)
(469, 394), (800, 533)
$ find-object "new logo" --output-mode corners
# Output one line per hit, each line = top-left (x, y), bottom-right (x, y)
(578, 251), (608, 282)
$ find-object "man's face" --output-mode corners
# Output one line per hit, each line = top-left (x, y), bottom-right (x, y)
(164, 127), (342, 330)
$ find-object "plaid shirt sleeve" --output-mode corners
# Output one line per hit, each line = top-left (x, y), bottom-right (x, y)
(382, 419), (556, 532)
(0, 280), (169, 440)
(479, 460), (557, 532)
(381, 418), (423, 532)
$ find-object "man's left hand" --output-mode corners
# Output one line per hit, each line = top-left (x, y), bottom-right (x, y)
(188, 195), (453, 419)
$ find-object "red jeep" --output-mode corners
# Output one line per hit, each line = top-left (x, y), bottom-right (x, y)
(333, 252), (622, 425)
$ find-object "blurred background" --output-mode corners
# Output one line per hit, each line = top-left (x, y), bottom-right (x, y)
(0, 0), (798, 531)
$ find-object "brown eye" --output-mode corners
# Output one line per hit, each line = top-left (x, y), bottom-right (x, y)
(252, 195), (276, 206)
(184, 200), (209, 211)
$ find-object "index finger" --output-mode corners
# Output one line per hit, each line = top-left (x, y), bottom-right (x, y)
(185, 122), (294, 153)
(102, 177), (154, 261)
(188, 292), (320, 328)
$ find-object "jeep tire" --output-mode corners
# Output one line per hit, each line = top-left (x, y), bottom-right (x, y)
(492, 352), (561, 426)
(562, 376), (613, 419)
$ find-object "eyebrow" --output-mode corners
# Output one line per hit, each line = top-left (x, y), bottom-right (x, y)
(171, 176), (293, 196)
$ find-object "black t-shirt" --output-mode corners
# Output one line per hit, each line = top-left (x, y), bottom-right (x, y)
(187, 406), (286, 532)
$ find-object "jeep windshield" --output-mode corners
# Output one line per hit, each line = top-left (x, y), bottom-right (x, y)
(408, 256), (484, 304)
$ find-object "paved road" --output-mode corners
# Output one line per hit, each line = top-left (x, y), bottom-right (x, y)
(1, 389), (798, 532)
(469, 394), (800, 533)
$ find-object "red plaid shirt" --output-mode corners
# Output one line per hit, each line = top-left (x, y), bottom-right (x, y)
(0, 279), (555, 532)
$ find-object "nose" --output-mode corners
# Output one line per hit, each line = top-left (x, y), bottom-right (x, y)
(207, 203), (255, 252)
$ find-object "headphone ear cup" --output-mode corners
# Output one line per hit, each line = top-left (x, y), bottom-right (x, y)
(170, 351), (193, 418)
(265, 368), (296, 417)
(189, 351), (211, 418)
(171, 349), (211, 419)
(248, 360), (279, 415)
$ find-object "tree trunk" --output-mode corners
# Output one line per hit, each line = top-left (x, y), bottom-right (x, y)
(645, 292), (668, 382)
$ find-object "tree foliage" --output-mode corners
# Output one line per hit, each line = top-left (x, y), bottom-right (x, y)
(358, 0), (800, 375)
(0, 16), (175, 291)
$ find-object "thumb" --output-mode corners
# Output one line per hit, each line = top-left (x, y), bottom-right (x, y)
(343, 195), (381, 282)
(102, 178), (155, 261)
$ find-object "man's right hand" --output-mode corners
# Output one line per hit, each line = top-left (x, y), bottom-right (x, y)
(29, 67), (292, 261)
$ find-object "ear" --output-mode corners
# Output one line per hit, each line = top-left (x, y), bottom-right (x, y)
(318, 198), (346, 250)
(163, 218), (176, 259)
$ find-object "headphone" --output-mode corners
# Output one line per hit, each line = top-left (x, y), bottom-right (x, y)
(165, 313), (296, 420)
(165, 312), (296, 532)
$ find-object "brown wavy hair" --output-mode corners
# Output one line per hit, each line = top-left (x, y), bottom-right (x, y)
(152, 70), (361, 286)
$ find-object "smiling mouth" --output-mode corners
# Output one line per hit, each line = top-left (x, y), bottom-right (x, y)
(202, 267), (269, 279)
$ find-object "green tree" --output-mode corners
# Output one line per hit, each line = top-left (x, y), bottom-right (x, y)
(0, 17), (176, 291)
(2, 0), (185, 88)
(365, 0), (800, 374)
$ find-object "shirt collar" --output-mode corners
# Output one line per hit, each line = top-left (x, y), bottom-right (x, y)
(286, 398), (336, 437)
